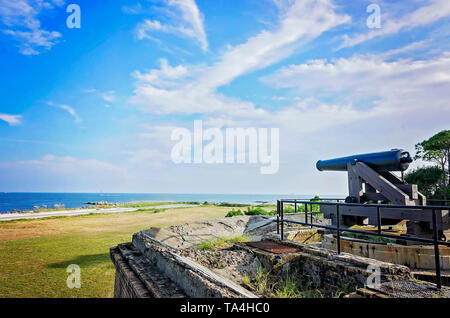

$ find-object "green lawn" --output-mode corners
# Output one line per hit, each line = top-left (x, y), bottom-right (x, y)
(0, 206), (230, 298)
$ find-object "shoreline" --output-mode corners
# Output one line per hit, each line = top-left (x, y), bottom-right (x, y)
(0, 203), (198, 222)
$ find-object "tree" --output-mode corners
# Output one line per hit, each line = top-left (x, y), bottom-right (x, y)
(414, 130), (450, 201)
(404, 166), (443, 198)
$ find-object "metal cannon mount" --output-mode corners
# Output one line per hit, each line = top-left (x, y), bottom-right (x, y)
(317, 149), (449, 240)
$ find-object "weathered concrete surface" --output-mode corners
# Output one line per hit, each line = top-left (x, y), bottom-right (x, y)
(236, 238), (413, 292)
(178, 248), (262, 285)
(110, 243), (186, 298)
(111, 215), (447, 298)
(349, 280), (450, 298)
(142, 215), (278, 248)
(412, 269), (450, 286)
(131, 231), (258, 298)
(284, 228), (323, 244)
(322, 234), (450, 270)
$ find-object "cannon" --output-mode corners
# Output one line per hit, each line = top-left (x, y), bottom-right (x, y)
(317, 149), (421, 205)
(317, 149), (448, 239)
(316, 149), (413, 172)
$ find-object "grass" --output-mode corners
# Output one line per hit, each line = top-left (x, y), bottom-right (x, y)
(242, 267), (324, 298)
(225, 206), (277, 217)
(342, 231), (395, 244)
(195, 236), (251, 251)
(0, 205), (230, 297)
(120, 201), (201, 208)
(275, 277), (304, 298)
(17, 201), (199, 214)
(225, 209), (245, 217)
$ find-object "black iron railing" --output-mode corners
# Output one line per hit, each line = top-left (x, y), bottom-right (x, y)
(428, 199), (450, 207)
(276, 198), (450, 290)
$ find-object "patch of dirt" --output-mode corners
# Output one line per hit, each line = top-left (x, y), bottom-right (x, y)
(178, 247), (261, 285)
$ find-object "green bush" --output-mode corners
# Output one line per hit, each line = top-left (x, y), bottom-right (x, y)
(225, 209), (244, 217)
(217, 202), (249, 207)
(243, 206), (277, 216)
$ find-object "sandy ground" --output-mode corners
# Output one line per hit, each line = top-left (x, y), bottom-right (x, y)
(0, 206), (231, 241)
(0, 204), (196, 222)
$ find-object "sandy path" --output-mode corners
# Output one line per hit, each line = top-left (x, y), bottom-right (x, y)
(0, 204), (197, 221)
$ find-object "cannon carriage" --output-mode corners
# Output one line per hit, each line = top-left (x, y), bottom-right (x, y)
(317, 149), (449, 240)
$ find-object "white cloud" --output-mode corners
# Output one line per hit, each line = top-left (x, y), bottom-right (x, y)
(133, 59), (189, 86)
(339, 0), (450, 49)
(102, 91), (116, 103)
(55, 104), (82, 123)
(131, 0), (350, 116)
(0, 113), (22, 125)
(0, 155), (127, 192)
(0, 0), (65, 55)
(81, 88), (97, 93)
(263, 53), (450, 110)
(122, 2), (144, 15)
(135, 0), (208, 51)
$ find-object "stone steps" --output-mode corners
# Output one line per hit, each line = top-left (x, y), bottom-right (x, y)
(110, 243), (186, 298)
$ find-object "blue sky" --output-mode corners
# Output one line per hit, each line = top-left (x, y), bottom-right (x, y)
(0, 0), (449, 194)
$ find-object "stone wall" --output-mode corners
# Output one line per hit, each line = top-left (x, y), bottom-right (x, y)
(110, 216), (448, 298)
(237, 238), (412, 291)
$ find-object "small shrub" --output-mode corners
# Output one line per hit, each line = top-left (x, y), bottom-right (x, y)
(217, 202), (249, 207)
(196, 236), (250, 251)
(245, 207), (268, 216)
(275, 276), (303, 298)
(225, 209), (244, 217)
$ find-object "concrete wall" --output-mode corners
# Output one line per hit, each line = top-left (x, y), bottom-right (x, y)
(237, 239), (412, 291)
(322, 234), (450, 270)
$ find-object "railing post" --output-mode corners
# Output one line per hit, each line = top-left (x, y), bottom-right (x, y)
(432, 209), (442, 290)
(336, 204), (341, 254)
(280, 201), (284, 241)
(305, 203), (308, 225)
(377, 206), (382, 235)
(276, 200), (280, 235)
(310, 203), (313, 228)
(294, 200), (297, 213)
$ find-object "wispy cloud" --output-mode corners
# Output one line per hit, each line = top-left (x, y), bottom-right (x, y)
(81, 88), (116, 104)
(0, 113), (22, 126)
(0, 154), (126, 192)
(131, 0), (350, 115)
(102, 91), (116, 103)
(122, 2), (145, 15)
(135, 0), (208, 51)
(81, 88), (97, 94)
(338, 0), (450, 49)
(0, 0), (65, 55)
(49, 103), (81, 123)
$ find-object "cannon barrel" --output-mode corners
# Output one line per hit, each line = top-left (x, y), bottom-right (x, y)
(316, 149), (413, 172)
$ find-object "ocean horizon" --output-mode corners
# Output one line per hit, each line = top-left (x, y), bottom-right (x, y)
(0, 192), (343, 213)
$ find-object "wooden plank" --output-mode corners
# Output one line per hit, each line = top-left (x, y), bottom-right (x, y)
(397, 184), (419, 200)
(347, 162), (363, 202)
(354, 162), (413, 205)
(337, 206), (447, 229)
(363, 192), (388, 202)
(417, 191), (427, 205)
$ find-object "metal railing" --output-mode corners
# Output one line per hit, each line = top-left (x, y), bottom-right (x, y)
(428, 199), (450, 207)
(276, 198), (450, 290)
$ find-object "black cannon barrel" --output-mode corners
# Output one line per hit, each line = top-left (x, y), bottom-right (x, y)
(316, 149), (413, 172)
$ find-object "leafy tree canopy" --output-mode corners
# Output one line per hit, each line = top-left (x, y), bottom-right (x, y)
(405, 166), (443, 198)
(414, 130), (450, 165)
